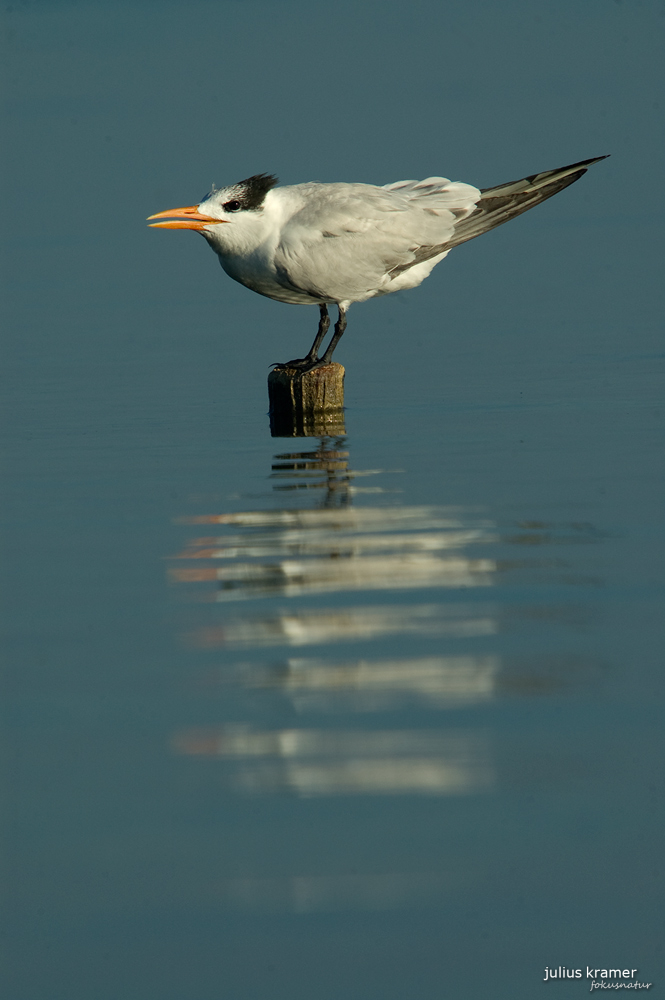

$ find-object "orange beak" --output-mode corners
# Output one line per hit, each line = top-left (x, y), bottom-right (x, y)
(147, 205), (229, 231)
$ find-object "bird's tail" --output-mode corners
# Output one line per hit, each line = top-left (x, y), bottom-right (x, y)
(445, 155), (608, 250)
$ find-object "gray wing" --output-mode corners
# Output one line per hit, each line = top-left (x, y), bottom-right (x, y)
(274, 180), (479, 302)
(388, 156), (608, 278)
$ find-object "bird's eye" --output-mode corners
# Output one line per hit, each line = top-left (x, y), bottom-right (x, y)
(223, 200), (242, 213)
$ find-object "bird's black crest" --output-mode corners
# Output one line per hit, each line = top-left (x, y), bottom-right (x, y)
(235, 173), (278, 210)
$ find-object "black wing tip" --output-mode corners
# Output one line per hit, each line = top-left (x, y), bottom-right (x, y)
(514, 154), (609, 191)
(533, 154), (610, 180)
(568, 154), (610, 170)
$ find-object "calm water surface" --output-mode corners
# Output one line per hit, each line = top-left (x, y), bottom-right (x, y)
(5, 343), (663, 999)
(2, 2), (664, 998)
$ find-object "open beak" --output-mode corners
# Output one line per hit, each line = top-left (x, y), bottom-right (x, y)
(147, 205), (229, 230)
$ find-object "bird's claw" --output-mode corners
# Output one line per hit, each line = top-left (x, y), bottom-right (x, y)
(272, 357), (319, 371)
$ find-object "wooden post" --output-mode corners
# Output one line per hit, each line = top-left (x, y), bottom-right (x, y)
(268, 363), (345, 437)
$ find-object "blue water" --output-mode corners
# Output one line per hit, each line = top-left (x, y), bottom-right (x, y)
(2, 2), (664, 997)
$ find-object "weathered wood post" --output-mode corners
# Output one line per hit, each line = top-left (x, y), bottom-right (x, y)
(268, 363), (345, 437)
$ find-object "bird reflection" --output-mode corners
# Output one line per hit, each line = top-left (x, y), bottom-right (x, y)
(270, 437), (352, 504)
(170, 436), (500, 801)
(209, 655), (500, 712)
(167, 435), (607, 915)
(217, 869), (469, 914)
(171, 436), (604, 809)
(195, 652), (603, 715)
(173, 726), (492, 797)
(191, 603), (497, 649)
(171, 436), (499, 602)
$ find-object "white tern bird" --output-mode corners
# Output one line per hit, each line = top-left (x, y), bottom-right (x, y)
(148, 156), (606, 371)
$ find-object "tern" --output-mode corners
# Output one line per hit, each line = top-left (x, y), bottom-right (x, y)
(148, 156), (606, 371)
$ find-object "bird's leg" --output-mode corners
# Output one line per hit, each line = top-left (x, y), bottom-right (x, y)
(275, 305), (347, 373)
(315, 305), (347, 366)
(284, 306), (348, 373)
(277, 304), (330, 369)
(306, 303), (331, 362)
